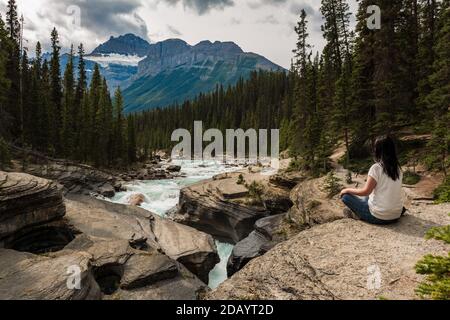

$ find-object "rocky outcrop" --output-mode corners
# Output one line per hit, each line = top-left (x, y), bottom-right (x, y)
(22, 162), (120, 196)
(65, 235), (207, 298)
(0, 171), (69, 252)
(150, 215), (219, 283)
(227, 214), (287, 276)
(0, 171), (213, 299)
(208, 203), (450, 300)
(288, 176), (346, 227)
(269, 170), (306, 190)
(65, 195), (219, 283)
(173, 171), (292, 244)
(174, 173), (269, 243)
(0, 249), (101, 300)
(127, 193), (146, 206)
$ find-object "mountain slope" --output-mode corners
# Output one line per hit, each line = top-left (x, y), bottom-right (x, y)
(91, 33), (151, 57)
(123, 39), (284, 113)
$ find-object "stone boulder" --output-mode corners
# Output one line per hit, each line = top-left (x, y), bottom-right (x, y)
(227, 214), (287, 276)
(174, 170), (294, 244)
(98, 183), (115, 198)
(269, 170), (306, 190)
(166, 165), (182, 172)
(22, 162), (118, 196)
(64, 234), (206, 298)
(0, 171), (69, 252)
(288, 176), (345, 227)
(65, 196), (219, 283)
(208, 203), (450, 300)
(0, 249), (101, 300)
(127, 193), (146, 206)
(173, 172), (281, 244)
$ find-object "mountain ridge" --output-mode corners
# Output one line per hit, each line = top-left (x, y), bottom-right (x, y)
(122, 38), (285, 113)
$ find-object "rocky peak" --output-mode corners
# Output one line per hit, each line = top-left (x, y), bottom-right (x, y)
(136, 38), (279, 78)
(91, 33), (151, 57)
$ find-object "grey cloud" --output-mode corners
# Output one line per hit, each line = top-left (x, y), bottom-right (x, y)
(161, 0), (234, 15)
(167, 25), (182, 36)
(257, 14), (280, 25)
(247, 0), (288, 10)
(41, 0), (149, 39)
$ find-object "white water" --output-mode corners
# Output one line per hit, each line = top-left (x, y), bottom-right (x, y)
(110, 160), (241, 288)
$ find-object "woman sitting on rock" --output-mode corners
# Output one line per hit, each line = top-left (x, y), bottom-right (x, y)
(340, 135), (405, 225)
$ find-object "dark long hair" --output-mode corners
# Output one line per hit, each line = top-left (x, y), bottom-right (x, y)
(373, 136), (401, 181)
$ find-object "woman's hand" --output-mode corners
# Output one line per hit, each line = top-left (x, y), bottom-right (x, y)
(340, 188), (351, 198)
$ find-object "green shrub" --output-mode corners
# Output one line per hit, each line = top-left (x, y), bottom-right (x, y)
(403, 171), (421, 185)
(0, 137), (11, 170)
(237, 174), (245, 185)
(245, 181), (265, 204)
(434, 176), (450, 204)
(415, 216), (450, 300)
(324, 171), (343, 198)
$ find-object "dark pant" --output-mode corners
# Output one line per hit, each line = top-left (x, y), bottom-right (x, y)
(341, 194), (399, 225)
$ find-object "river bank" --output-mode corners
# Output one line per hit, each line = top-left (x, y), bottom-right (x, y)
(107, 160), (281, 288)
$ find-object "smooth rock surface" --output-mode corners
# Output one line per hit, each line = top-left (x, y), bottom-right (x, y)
(0, 249), (101, 300)
(227, 214), (286, 276)
(208, 203), (450, 300)
(0, 171), (66, 250)
(173, 171), (291, 244)
(65, 196), (219, 283)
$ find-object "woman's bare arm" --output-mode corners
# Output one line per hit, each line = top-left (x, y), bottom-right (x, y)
(340, 176), (377, 197)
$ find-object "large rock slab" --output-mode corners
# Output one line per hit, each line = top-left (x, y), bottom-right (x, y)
(65, 195), (218, 283)
(173, 171), (291, 244)
(106, 263), (207, 300)
(208, 203), (450, 300)
(0, 249), (101, 300)
(151, 216), (219, 283)
(64, 235), (204, 298)
(22, 162), (119, 196)
(0, 171), (67, 250)
(288, 176), (346, 227)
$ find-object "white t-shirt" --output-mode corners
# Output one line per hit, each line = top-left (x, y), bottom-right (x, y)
(368, 163), (404, 221)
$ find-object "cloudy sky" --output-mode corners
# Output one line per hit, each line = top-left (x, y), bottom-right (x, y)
(0, 0), (359, 68)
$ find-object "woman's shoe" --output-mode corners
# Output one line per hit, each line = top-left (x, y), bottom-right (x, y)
(343, 208), (361, 220)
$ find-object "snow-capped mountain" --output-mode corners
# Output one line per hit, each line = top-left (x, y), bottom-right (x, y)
(50, 34), (284, 112)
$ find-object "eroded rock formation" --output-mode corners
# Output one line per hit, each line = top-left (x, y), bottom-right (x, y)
(65, 195), (219, 283)
(173, 171), (292, 244)
(208, 200), (450, 300)
(0, 172), (69, 252)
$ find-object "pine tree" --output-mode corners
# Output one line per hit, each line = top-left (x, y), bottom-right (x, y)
(61, 45), (75, 157)
(127, 115), (137, 164)
(74, 43), (86, 160)
(350, 0), (377, 154)
(113, 87), (125, 164)
(417, 0), (439, 123)
(425, 0), (450, 174)
(49, 27), (62, 155)
(4, 0), (20, 139)
(291, 9), (311, 158)
(5, 0), (20, 41)
(0, 14), (11, 138)
(321, 0), (353, 166)
(20, 49), (31, 146)
(28, 42), (42, 148)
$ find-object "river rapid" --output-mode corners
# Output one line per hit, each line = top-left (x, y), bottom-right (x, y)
(110, 160), (240, 289)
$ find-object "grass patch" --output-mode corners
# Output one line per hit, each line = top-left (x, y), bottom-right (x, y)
(340, 156), (373, 175)
(434, 176), (450, 204)
(403, 171), (421, 185)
